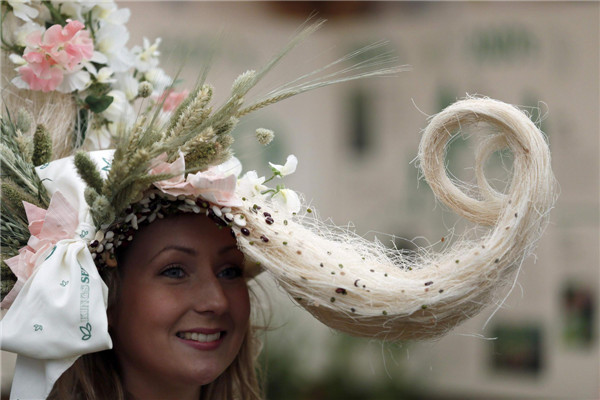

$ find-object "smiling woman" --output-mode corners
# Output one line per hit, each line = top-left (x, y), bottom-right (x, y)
(49, 213), (258, 400)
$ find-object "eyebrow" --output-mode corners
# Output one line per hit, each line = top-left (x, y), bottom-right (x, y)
(152, 245), (197, 259)
(151, 244), (238, 259)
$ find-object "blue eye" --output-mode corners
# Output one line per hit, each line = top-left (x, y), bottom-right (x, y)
(161, 265), (186, 279)
(217, 265), (243, 280)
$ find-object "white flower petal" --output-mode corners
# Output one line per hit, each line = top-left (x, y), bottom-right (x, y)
(8, 0), (39, 22)
(272, 189), (301, 214)
(11, 75), (30, 90)
(269, 154), (298, 177)
(91, 51), (108, 64)
(9, 54), (26, 65)
(237, 171), (267, 198)
(57, 70), (92, 93)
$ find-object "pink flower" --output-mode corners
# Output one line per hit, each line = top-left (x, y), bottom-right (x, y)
(149, 152), (242, 207)
(17, 20), (94, 92)
(1, 192), (78, 309)
(159, 89), (189, 111)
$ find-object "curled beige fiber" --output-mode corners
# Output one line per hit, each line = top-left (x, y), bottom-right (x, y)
(235, 97), (556, 341)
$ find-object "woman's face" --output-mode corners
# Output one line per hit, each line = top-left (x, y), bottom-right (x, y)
(110, 213), (250, 398)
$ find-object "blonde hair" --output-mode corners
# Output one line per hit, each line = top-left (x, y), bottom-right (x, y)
(48, 256), (263, 400)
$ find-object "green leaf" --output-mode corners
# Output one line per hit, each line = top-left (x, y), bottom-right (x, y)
(85, 95), (114, 113)
(80, 322), (92, 341)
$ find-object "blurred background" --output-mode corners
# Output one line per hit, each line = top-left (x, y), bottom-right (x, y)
(2, 1), (599, 399)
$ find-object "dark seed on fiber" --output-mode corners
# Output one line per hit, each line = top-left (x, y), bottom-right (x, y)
(335, 288), (347, 295)
(351, 308), (356, 313)
(320, 263), (324, 267)
(425, 281), (433, 286)
(241, 228), (250, 236)
(260, 235), (269, 242)
(265, 217), (274, 225)
(263, 212), (271, 217)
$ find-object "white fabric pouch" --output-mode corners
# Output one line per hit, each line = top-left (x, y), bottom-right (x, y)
(1, 150), (115, 399)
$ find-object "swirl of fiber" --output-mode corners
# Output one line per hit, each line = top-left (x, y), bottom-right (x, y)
(236, 97), (556, 341)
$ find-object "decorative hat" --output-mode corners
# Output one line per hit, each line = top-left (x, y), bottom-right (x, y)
(0, 2), (556, 399)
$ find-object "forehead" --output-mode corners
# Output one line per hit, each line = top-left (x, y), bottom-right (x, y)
(122, 213), (238, 259)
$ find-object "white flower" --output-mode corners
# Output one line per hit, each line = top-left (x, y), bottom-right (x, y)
(83, 124), (112, 150)
(90, 50), (108, 65)
(113, 72), (139, 101)
(144, 68), (173, 93)
(102, 90), (134, 124)
(92, 2), (130, 25)
(132, 37), (161, 73)
(237, 171), (268, 198)
(272, 189), (301, 214)
(14, 21), (43, 47)
(54, 0), (95, 21)
(57, 70), (91, 93)
(95, 67), (116, 84)
(8, 0), (39, 22)
(95, 23), (134, 72)
(269, 154), (298, 177)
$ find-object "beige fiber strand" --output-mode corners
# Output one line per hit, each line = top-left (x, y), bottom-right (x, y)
(235, 98), (556, 341)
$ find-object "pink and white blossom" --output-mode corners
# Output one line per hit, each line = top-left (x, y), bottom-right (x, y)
(149, 153), (242, 207)
(14, 20), (94, 92)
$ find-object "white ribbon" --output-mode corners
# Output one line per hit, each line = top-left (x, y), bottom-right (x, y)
(1, 150), (115, 399)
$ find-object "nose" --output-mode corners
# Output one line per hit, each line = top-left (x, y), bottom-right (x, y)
(190, 272), (229, 316)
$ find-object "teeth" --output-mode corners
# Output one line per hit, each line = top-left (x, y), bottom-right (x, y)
(179, 332), (221, 342)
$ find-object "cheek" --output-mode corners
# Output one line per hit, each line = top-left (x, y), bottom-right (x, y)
(112, 281), (182, 340)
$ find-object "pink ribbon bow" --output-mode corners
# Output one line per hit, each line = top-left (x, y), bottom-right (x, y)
(2, 191), (78, 309)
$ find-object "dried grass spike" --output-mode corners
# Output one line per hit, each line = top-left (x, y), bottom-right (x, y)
(32, 125), (52, 166)
(16, 108), (33, 134)
(74, 152), (104, 194)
